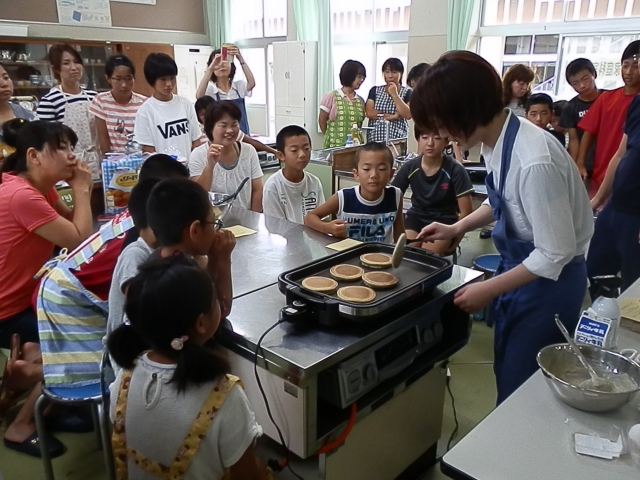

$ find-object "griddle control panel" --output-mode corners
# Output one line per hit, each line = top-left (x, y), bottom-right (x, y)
(318, 313), (443, 409)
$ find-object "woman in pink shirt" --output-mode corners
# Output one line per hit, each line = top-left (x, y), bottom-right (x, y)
(0, 120), (93, 457)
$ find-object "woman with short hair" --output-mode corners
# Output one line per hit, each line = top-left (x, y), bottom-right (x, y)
(318, 60), (367, 148)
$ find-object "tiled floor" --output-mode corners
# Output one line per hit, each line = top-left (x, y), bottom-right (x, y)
(0, 228), (499, 480)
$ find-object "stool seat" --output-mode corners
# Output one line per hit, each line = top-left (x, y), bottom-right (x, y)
(472, 254), (501, 274)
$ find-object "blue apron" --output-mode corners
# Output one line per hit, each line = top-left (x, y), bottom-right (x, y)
(216, 88), (250, 135)
(486, 113), (587, 405)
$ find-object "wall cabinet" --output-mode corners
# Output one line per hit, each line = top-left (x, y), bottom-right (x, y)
(273, 41), (321, 147)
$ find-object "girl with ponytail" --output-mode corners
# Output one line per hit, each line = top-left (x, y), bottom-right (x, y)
(107, 254), (268, 480)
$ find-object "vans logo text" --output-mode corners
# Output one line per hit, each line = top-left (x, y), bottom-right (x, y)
(157, 118), (189, 139)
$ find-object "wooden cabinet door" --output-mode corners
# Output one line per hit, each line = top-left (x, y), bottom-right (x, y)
(120, 43), (175, 98)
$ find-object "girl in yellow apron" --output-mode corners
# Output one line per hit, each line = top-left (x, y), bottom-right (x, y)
(37, 45), (101, 181)
(107, 254), (271, 480)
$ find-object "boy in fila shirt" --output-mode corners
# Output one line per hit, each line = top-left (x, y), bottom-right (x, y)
(134, 53), (202, 161)
(305, 142), (404, 243)
(262, 125), (325, 224)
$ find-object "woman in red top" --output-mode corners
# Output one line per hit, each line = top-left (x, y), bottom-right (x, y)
(0, 120), (93, 457)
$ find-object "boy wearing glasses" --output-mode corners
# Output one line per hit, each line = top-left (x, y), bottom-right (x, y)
(90, 54), (146, 154)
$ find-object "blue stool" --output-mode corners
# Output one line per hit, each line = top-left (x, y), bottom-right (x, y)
(472, 254), (501, 325)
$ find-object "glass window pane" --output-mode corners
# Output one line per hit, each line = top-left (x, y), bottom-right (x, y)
(531, 62), (556, 91)
(233, 48), (267, 105)
(374, 0), (411, 32)
(484, 0), (566, 26)
(557, 34), (640, 99)
(375, 43), (408, 85)
(331, 0), (375, 35)
(565, 0), (640, 20)
(533, 35), (559, 54)
(230, 0), (264, 41)
(333, 44), (375, 98)
(264, 0), (287, 37)
(504, 36), (532, 55)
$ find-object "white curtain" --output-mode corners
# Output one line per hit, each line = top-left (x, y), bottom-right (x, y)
(292, 0), (334, 108)
(206, 0), (230, 49)
(447, 0), (476, 51)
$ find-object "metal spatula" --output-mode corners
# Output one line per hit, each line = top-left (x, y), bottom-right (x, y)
(391, 233), (407, 269)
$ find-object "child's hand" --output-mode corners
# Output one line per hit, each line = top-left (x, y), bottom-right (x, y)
(577, 164), (588, 181)
(210, 229), (236, 262)
(328, 220), (347, 238)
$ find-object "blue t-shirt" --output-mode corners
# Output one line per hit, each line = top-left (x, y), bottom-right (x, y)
(337, 185), (401, 243)
(611, 96), (640, 216)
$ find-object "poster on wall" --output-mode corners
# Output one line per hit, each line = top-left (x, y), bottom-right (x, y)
(111, 0), (157, 4)
(56, 0), (112, 27)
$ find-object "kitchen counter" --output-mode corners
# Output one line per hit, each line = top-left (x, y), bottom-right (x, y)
(441, 284), (640, 480)
(224, 208), (335, 298)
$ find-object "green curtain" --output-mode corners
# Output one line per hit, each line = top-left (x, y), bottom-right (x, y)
(447, 0), (476, 51)
(292, 0), (334, 109)
(206, 0), (229, 49)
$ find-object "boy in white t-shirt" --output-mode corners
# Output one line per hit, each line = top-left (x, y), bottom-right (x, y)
(134, 53), (202, 162)
(263, 126), (325, 224)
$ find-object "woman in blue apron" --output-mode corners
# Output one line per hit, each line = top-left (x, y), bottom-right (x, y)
(412, 51), (594, 404)
(195, 47), (255, 135)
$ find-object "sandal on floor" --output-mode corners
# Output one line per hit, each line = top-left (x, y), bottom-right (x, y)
(3, 432), (65, 458)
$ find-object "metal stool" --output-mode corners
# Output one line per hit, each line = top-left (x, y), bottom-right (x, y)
(472, 254), (501, 325)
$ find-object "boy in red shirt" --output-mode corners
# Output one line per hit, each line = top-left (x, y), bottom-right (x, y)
(577, 40), (640, 196)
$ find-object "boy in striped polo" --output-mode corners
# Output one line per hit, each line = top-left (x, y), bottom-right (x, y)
(305, 142), (405, 243)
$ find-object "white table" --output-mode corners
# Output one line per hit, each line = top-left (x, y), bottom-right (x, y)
(441, 282), (640, 480)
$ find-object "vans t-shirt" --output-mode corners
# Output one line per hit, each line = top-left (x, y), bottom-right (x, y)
(262, 170), (325, 224)
(134, 95), (201, 161)
(337, 185), (401, 243)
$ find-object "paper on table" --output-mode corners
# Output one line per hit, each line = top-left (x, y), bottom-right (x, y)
(326, 238), (363, 252)
(224, 225), (257, 238)
(574, 433), (623, 460)
(620, 298), (640, 323)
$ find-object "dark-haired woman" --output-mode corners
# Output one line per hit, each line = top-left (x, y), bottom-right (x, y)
(502, 64), (534, 117)
(37, 44), (101, 180)
(413, 51), (593, 404)
(189, 101), (263, 212)
(0, 63), (37, 160)
(195, 46), (255, 134)
(107, 254), (267, 480)
(90, 54), (146, 154)
(319, 60), (366, 148)
(407, 62), (430, 89)
(0, 120), (93, 456)
(365, 57), (412, 143)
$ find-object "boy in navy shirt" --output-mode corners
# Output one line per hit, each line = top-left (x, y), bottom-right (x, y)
(588, 52), (640, 294)
(525, 93), (566, 146)
(305, 142), (405, 243)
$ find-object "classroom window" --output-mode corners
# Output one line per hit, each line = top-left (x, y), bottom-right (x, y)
(330, 0), (411, 35)
(230, 0), (287, 41)
(483, 0), (640, 26)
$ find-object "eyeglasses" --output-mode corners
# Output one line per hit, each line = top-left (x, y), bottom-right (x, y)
(356, 74), (366, 80)
(111, 76), (134, 84)
(202, 219), (224, 231)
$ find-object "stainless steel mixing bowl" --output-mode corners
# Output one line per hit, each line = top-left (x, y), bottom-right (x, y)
(537, 344), (640, 413)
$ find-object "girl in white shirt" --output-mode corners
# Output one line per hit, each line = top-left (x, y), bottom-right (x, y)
(107, 254), (268, 480)
(189, 101), (263, 212)
(195, 48), (256, 135)
(414, 51), (593, 405)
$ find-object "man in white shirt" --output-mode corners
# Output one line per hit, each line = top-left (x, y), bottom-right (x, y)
(134, 53), (202, 162)
(263, 125), (325, 224)
(413, 51), (593, 404)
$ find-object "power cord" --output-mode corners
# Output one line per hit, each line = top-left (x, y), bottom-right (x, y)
(445, 370), (459, 452)
(254, 319), (304, 480)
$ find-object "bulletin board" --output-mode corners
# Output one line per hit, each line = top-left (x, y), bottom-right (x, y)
(0, 0), (205, 34)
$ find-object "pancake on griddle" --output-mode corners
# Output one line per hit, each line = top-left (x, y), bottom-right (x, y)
(360, 253), (393, 269)
(301, 276), (338, 293)
(330, 264), (364, 281)
(362, 271), (398, 290)
(337, 286), (376, 304)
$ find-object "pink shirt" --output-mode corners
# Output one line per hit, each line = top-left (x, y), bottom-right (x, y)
(89, 91), (147, 152)
(0, 174), (60, 320)
(319, 89), (365, 121)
